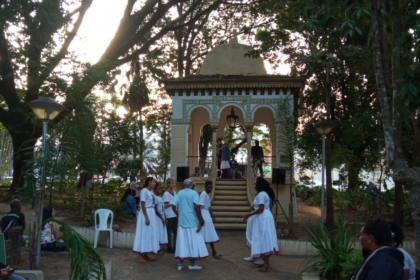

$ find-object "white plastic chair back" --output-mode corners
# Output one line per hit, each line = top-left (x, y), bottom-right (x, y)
(95, 209), (113, 230)
(93, 209), (113, 248)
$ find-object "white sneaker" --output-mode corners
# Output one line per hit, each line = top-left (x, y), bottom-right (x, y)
(254, 260), (264, 265)
(178, 265), (183, 271)
(188, 265), (203, 270)
(243, 257), (254, 262)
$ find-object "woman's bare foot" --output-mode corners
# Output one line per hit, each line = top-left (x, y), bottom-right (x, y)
(212, 252), (222, 259)
(136, 256), (147, 264)
(144, 255), (156, 262)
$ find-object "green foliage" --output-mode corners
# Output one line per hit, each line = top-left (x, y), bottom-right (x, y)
(83, 212), (95, 227)
(339, 251), (363, 280)
(306, 215), (356, 279)
(47, 219), (106, 280)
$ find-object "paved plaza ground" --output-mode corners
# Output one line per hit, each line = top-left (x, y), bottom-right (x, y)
(36, 230), (308, 280)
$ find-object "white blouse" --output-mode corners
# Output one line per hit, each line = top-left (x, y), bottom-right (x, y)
(140, 188), (155, 208)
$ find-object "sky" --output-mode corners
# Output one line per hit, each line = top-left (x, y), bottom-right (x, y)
(68, 1), (289, 74)
(69, 0), (127, 64)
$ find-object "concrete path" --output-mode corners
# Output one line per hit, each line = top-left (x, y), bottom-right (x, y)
(97, 230), (308, 280)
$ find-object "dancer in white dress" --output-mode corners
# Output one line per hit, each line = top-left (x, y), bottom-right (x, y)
(171, 177), (208, 271)
(199, 180), (221, 258)
(163, 177), (177, 253)
(243, 177), (279, 272)
(133, 177), (160, 263)
(154, 183), (168, 255)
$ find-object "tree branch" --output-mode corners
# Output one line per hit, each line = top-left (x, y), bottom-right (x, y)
(35, 0), (93, 101)
(0, 24), (20, 109)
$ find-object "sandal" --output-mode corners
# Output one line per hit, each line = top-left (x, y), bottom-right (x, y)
(257, 266), (269, 272)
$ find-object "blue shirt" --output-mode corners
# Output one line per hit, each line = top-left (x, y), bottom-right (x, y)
(398, 248), (416, 280)
(172, 188), (199, 228)
(154, 195), (164, 215)
(125, 194), (137, 213)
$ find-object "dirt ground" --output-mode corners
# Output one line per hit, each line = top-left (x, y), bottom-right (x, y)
(16, 230), (308, 280)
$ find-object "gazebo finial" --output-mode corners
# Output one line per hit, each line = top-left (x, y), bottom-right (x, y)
(229, 28), (239, 44)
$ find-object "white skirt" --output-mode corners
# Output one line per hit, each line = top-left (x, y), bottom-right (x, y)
(155, 214), (168, 245)
(201, 209), (219, 243)
(133, 208), (160, 253)
(220, 160), (230, 169)
(175, 226), (209, 259)
(246, 209), (279, 257)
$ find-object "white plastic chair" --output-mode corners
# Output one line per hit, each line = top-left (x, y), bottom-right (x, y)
(94, 209), (113, 249)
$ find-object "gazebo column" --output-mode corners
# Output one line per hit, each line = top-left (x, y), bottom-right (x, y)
(245, 124), (254, 206)
(211, 125), (218, 178)
(170, 124), (189, 181)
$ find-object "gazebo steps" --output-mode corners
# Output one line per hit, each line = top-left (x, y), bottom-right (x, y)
(212, 200), (249, 206)
(213, 223), (247, 230)
(215, 185), (247, 190)
(216, 190), (247, 196)
(211, 211), (249, 217)
(213, 217), (247, 223)
(212, 205), (250, 211)
(214, 195), (248, 201)
(213, 179), (250, 230)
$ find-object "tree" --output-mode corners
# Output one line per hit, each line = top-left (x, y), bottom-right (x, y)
(247, 0), (383, 227)
(278, 95), (296, 235)
(370, 0), (420, 261)
(0, 0), (225, 192)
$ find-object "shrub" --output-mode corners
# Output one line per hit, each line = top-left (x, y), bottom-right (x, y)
(339, 251), (363, 280)
(306, 215), (356, 279)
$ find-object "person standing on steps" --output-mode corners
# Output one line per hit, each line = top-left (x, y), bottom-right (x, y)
(220, 137), (231, 179)
(251, 140), (264, 177)
(163, 177), (177, 254)
(199, 180), (221, 259)
(171, 177), (208, 271)
(229, 154), (239, 179)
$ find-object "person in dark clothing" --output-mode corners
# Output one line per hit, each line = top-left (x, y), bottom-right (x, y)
(251, 140), (264, 177)
(352, 219), (404, 280)
(1, 200), (25, 239)
(229, 154), (239, 179)
(0, 262), (25, 280)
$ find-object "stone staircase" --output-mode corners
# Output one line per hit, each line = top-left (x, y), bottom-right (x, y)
(212, 179), (250, 230)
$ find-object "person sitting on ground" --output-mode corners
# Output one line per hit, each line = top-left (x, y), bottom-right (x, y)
(130, 176), (141, 208)
(352, 219), (404, 280)
(41, 206), (65, 252)
(120, 188), (137, 217)
(0, 262), (25, 280)
(389, 221), (416, 280)
(229, 154), (239, 179)
(251, 140), (264, 177)
(1, 199), (25, 240)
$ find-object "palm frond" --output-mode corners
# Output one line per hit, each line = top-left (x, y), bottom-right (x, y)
(47, 219), (106, 280)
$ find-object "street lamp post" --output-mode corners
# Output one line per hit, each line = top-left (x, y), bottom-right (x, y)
(314, 120), (334, 223)
(29, 97), (65, 267)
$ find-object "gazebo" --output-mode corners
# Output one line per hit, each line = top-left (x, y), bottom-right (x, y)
(163, 37), (304, 228)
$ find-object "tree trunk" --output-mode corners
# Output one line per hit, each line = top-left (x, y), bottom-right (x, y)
(347, 165), (360, 190)
(394, 182), (404, 225)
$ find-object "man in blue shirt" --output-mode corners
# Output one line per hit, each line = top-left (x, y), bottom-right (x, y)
(172, 178), (208, 271)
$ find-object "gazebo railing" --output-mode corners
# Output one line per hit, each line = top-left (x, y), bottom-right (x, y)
(186, 155), (275, 179)
(187, 156), (214, 177)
